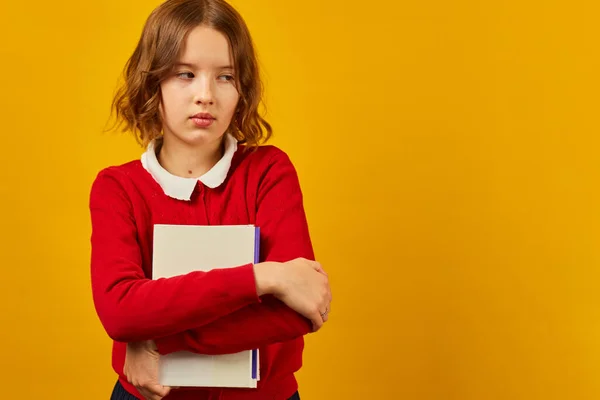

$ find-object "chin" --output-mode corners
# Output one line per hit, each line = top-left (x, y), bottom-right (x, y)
(174, 129), (225, 146)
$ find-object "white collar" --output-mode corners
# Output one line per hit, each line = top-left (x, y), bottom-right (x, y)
(141, 133), (238, 201)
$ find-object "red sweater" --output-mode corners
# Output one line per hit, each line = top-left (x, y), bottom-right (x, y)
(89, 144), (315, 400)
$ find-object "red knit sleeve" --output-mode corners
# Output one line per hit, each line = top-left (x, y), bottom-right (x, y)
(89, 169), (260, 343)
(155, 149), (314, 355)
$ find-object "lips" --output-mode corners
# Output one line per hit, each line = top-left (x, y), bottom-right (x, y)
(190, 112), (216, 128)
(191, 112), (215, 120)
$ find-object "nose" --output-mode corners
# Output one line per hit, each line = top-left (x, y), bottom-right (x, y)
(194, 76), (214, 105)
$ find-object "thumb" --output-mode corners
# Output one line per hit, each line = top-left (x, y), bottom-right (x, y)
(150, 384), (171, 397)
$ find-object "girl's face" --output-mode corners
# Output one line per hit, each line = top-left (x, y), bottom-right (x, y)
(159, 25), (239, 147)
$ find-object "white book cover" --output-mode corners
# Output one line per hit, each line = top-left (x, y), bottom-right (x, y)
(152, 224), (260, 388)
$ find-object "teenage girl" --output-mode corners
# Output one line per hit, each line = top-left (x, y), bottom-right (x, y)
(89, 1), (332, 399)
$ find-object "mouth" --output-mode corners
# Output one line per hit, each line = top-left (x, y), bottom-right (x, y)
(190, 112), (216, 128)
(191, 112), (215, 120)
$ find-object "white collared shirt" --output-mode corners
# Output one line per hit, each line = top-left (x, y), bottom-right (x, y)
(141, 133), (238, 201)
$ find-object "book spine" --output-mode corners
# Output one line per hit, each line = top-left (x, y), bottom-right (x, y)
(252, 226), (260, 380)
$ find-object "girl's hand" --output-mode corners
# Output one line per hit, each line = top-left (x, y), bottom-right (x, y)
(254, 258), (332, 331)
(123, 340), (171, 400)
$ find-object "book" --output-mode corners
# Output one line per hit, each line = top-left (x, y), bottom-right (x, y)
(152, 224), (260, 388)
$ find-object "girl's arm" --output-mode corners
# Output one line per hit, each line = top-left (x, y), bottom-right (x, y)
(89, 169), (263, 342)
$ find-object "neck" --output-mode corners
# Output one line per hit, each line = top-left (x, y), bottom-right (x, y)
(157, 135), (225, 178)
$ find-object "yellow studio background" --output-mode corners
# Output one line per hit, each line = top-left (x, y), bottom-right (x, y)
(0, 0), (599, 398)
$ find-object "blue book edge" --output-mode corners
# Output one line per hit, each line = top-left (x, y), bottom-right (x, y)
(251, 226), (260, 380)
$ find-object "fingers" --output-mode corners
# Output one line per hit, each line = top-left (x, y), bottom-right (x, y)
(311, 261), (322, 271)
(311, 308), (324, 332)
(156, 385), (171, 397)
(321, 301), (331, 323)
(317, 263), (332, 328)
(312, 318), (324, 332)
(312, 298), (333, 331)
(317, 266), (328, 276)
(136, 384), (171, 400)
(299, 258), (328, 279)
(321, 279), (332, 311)
(291, 258), (332, 332)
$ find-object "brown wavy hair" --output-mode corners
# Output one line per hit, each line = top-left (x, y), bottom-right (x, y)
(110, 0), (272, 149)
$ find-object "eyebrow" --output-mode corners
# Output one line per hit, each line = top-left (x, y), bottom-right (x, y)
(174, 62), (234, 69)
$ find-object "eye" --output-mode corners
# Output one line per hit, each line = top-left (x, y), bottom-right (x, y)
(218, 74), (235, 82)
(176, 72), (194, 80)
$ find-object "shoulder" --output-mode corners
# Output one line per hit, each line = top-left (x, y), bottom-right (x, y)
(90, 160), (146, 205)
(231, 145), (304, 197)
(235, 144), (297, 172)
(95, 159), (144, 179)
(92, 159), (144, 187)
